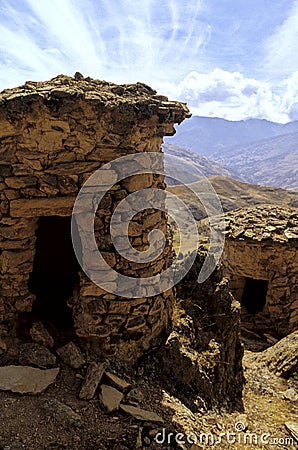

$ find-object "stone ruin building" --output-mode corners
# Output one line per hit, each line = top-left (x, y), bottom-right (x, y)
(0, 74), (245, 409)
(223, 205), (298, 338)
(0, 74), (190, 361)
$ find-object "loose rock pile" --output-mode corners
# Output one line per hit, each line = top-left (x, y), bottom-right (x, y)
(0, 321), (164, 425)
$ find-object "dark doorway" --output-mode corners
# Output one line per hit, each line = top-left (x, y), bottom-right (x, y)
(28, 216), (80, 332)
(241, 277), (268, 314)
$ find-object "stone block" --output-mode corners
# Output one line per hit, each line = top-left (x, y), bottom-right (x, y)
(121, 174), (153, 193)
(10, 197), (76, 217)
(126, 315), (147, 332)
(5, 176), (37, 189)
(0, 219), (36, 240)
(56, 342), (86, 369)
(30, 322), (54, 348)
(19, 343), (57, 369)
(0, 249), (34, 272)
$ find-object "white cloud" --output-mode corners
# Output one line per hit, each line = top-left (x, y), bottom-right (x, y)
(155, 69), (291, 123)
(280, 71), (298, 121)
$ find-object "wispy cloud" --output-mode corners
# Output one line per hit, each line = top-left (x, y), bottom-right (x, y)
(264, 0), (298, 79)
(0, 0), (209, 87)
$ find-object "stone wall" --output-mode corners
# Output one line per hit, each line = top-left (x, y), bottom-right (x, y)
(222, 206), (298, 337)
(0, 74), (190, 361)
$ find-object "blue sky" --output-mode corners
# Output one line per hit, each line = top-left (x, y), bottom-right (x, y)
(0, 0), (298, 122)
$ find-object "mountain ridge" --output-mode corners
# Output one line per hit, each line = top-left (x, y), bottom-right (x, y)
(166, 116), (298, 190)
(167, 115), (298, 156)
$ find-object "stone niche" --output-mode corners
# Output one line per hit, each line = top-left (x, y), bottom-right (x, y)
(222, 205), (298, 337)
(0, 74), (190, 361)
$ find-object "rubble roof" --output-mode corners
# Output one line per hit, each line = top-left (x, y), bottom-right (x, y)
(0, 73), (190, 124)
(224, 205), (298, 245)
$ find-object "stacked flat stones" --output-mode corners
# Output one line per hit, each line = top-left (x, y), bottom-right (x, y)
(0, 74), (190, 361)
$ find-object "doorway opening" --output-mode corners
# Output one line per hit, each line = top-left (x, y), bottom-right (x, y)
(239, 277), (273, 351)
(28, 216), (80, 334)
(241, 277), (268, 314)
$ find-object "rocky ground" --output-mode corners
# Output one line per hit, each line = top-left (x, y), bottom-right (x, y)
(0, 325), (297, 450)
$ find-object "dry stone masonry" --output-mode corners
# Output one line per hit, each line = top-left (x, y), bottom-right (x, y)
(222, 205), (298, 337)
(0, 74), (190, 361)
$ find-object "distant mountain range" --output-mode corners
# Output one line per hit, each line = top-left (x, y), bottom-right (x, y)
(163, 143), (242, 185)
(165, 116), (298, 190)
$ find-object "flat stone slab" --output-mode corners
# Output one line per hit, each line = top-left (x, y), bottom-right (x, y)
(104, 371), (131, 391)
(10, 197), (76, 218)
(0, 365), (59, 394)
(79, 362), (106, 400)
(99, 384), (124, 412)
(120, 404), (163, 423)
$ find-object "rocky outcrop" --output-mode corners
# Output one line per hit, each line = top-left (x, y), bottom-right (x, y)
(0, 74), (190, 362)
(160, 251), (244, 409)
(255, 331), (298, 378)
(222, 205), (298, 337)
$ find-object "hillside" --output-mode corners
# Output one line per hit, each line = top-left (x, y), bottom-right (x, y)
(163, 143), (243, 184)
(167, 175), (298, 221)
(212, 132), (298, 190)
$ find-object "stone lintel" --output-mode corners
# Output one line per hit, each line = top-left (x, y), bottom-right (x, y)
(10, 197), (76, 217)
